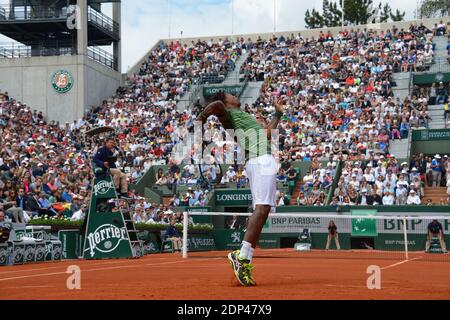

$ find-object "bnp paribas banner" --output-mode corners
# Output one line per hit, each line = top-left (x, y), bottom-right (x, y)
(262, 212), (450, 235)
(351, 209), (378, 236)
(83, 176), (134, 259)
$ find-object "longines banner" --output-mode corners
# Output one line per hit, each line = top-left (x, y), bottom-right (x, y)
(203, 85), (243, 98)
(215, 189), (252, 206)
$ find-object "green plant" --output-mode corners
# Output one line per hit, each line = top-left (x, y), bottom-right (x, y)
(27, 217), (213, 232)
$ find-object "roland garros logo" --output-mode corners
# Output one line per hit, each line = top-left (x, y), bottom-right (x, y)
(51, 70), (74, 93)
(85, 224), (128, 257)
(93, 180), (115, 196)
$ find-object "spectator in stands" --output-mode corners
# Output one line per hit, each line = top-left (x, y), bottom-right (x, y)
(406, 189), (421, 205)
(431, 154), (443, 187)
(382, 191), (395, 205)
(436, 20), (447, 36)
(277, 192), (289, 206)
(133, 206), (146, 223)
(0, 210), (4, 223)
(445, 97), (450, 122)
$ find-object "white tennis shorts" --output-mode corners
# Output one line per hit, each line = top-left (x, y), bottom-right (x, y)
(245, 154), (278, 210)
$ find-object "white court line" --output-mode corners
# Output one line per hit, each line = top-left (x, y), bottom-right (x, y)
(0, 257), (221, 282)
(0, 256), (177, 275)
(381, 257), (422, 271)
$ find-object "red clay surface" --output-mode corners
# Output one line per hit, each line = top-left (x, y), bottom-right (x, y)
(0, 249), (449, 300)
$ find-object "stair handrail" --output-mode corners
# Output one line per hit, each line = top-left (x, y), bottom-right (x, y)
(406, 126), (413, 161)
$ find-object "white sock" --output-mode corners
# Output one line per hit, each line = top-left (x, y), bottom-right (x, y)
(247, 246), (255, 263)
(239, 241), (252, 261)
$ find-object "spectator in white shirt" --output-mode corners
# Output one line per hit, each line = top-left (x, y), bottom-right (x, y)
(406, 190), (421, 205)
(396, 184), (408, 205)
(382, 191), (395, 205)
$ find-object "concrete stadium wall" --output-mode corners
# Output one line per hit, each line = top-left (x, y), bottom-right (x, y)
(84, 57), (122, 111)
(0, 55), (121, 124)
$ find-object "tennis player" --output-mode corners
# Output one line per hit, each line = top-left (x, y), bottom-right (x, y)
(197, 92), (284, 286)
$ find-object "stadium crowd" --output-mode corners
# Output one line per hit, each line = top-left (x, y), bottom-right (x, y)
(1, 22), (449, 225)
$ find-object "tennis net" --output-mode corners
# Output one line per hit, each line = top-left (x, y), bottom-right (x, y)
(180, 212), (450, 262)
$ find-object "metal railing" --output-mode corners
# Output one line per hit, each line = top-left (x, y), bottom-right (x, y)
(87, 6), (119, 37)
(87, 46), (118, 71)
(0, 41), (117, 71)
(0, 41), (75, 58)
(0, 4), (119, 38)
(430, 57), (450, 73)
(0, 4), (70, 20)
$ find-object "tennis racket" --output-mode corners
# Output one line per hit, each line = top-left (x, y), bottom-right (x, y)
(198, 121), (224, 188)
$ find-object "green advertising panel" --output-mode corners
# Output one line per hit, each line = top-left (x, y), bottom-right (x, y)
(213, 229), (245, 250)
(187, 234), (216, 252)
(351, 210), (378, 236)
(413, 72), (450, 85)
(59, 230), (80, 260)
(203, 85), (243, 98)
(138, 231), (160, 254)
(185, 207), (212, 224)
(215, 189), (252, 206)
(412, 129), (450, 141)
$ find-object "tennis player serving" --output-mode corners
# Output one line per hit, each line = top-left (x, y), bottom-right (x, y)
(197, 92), (285, 286)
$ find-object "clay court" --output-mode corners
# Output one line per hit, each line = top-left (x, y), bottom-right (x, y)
(1, 249), (449, 300)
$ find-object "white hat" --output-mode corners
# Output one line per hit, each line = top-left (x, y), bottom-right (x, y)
(367, 163), (373, 167)
(401, 162), (408, 166)
(362, 188), (367, 192)
(435, 154), (441, 159)
(411, 167), (417, 171)
(409, 190), (416, 193)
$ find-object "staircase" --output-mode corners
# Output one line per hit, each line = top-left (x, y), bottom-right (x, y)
(392, 72), (411, 101)
(222, 51), (249, 85)
(423, 187), (448, 204)
(121, 204), (144, 257)
(428, 104), (447, 129)
(290, 180), (303, 205)
(240, 81), (264, 107)
(430, 36), (450, 73)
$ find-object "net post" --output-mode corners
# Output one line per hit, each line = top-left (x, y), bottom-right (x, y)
(182, 211), (188, 259)
(403, 216), (409, 261)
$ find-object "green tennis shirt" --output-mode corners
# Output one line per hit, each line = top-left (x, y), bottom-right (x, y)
(227, 109), (271, 161)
